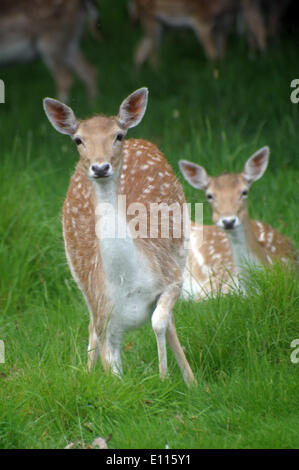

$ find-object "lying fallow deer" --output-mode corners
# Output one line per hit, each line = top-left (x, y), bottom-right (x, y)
(43, 88), (196, 386)
(0, 0), (98, 101)
(179, 147), (297, 299)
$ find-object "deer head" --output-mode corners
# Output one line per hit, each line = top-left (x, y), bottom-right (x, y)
(179, 146), (270, 231)
(43, 88), (148, 181)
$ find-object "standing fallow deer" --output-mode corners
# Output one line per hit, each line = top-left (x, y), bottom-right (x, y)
(0, 0), (98, 102)
(131, 0), (267, 68)
(179, 147), (297, 299)
(132, 0), (236, 67)
(43, 88), (196, 386)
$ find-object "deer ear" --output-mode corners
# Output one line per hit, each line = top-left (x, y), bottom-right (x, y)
(43, 98), (78, 135)
(243, 146), (270, 184)
(117, 87), (148, 130)
(179, 160), (209, 190)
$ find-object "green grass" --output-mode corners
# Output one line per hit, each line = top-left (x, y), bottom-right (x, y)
(0, 0), (298, 449)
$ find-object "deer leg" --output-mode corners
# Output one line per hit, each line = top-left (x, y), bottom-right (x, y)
(68, 49), (98, 101)
(267, 1), (288, 40)
(166, 315), (196, 386)
(152, 283), (195, 385)
(242, 0), (267, 54)
(99, 331), (123, 377)
(192, 20), (219, 61)
(87, 320), (100, 370)
(134, 17), (162, 68)
(214, 29), (227, 60)
(214, 13), (233, 60)
(37, 38), (74, 102)
(50, 63), (73, 103)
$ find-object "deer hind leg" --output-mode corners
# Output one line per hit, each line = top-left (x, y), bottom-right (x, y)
(214, 29), (227, 60)
(166, 315), (196, 386)
(134, 17), (162, 68)
(242, 0), (267, 54)
(68, 49), (98, 101)
(152, 283), (195, 386)
(37, 38), (74, 102)
(192, 20), (219, 61)
(213, 12), (234, 60)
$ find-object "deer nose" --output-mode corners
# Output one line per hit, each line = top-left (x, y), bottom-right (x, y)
(90, 163), (112, 178)
(221, 217), (237, 230)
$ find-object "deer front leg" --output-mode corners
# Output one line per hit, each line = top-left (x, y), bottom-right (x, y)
(87, 320), (100, 370)
(99, 330), (123, 377)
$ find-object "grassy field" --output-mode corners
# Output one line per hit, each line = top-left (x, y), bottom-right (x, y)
(0, 1), (298, 449)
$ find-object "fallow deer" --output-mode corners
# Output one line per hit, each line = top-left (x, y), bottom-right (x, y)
(131, 0), (268, 67)
(133, 0), (236, 67)
(43, 88), (196, 386)
(0, 0), (98, 102)
(179, 147), (297, 299)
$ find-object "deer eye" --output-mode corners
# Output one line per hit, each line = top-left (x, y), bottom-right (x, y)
(115, 133), (124, 142)
(74, 137), (82, 146)
(241, 189), (248, 197)
(206, 193), (213, 201)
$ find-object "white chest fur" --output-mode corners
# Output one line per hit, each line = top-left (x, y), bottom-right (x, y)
(94, 181), (158, 333)
(226, 225), (261, 274)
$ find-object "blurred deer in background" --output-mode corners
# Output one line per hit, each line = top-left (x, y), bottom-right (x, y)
(240, 0), (267, 54)
(179, 147), (297, 299)
(237, 0), (291, 55)
(131, 0), (270, 67)
(259, 0), (291, 40)
(0, 0), (98, 101)
(132, 0), (236, 67)
(43, 88), (196, 386)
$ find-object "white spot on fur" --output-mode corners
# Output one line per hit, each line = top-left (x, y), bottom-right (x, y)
(143, 185), (154, 194)
(267, 231), (273, 246)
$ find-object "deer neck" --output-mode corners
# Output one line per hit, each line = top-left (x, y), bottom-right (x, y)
(92, 166), (140, 286)
(225, 213), (265, 273)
